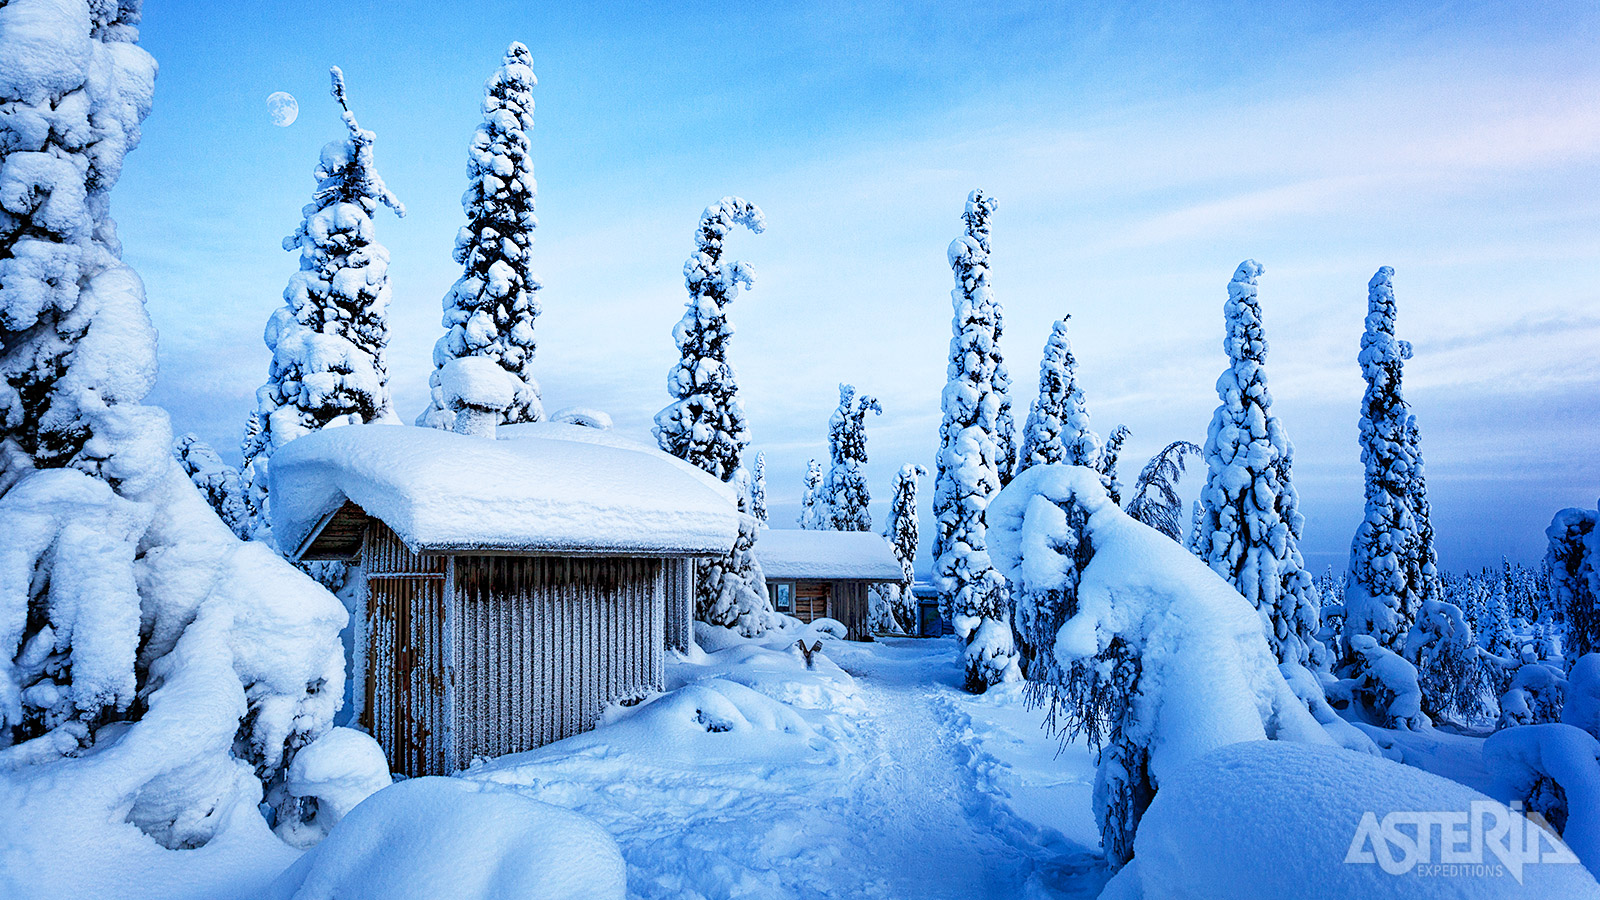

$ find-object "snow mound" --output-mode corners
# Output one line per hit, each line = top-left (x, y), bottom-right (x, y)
(269, 424), (739, 556)
(617, 678), (816, 738)
(1567, 654), (1600, 740)
(548, 407), (612, 429)
(277, 727), (392, 849)
(265, 777), (625, 900)
(1484, 724), (1600, 877)
(1103, 740), (1600, 899)
(673, 632), (861, 714)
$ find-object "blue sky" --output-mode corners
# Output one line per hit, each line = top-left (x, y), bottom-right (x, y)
(119, 1), (1600, 574)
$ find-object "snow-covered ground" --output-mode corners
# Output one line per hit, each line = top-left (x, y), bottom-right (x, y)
(467, 635), (1109, 900)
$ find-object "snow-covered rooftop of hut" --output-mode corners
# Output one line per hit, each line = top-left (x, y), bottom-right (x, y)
(754, 529), (903, 582)
(271, 423), (741, 557)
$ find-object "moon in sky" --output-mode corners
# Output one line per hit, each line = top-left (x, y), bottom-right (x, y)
(267, 91), (298, 127)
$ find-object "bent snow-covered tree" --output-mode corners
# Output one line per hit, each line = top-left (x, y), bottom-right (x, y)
(1125, 440), (1202, 542)
(988, 464), (1338, 869)
(933, 190), (1020, 692)
(0, 1), (346, 851)
(241, 68), (404, 544)
(877, 463), (927, 634)
(418, 42), (544, 431)
(1194, 261), (1320, 668)
(798, 459), (827, 529)
(1345, 266), (1430, 654)
(653, 198), (778, 634)
(824, 383), (882, 531)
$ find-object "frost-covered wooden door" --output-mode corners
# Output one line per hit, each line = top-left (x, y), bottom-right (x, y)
(360, 521), (450, 777)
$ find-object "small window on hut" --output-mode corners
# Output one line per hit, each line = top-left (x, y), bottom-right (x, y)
(770, 582), (793, 612)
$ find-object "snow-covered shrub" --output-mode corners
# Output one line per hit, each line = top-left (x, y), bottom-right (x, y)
(417, 43), (544, 431)
(0, 0), (346, 853)
(1101, 739), (1599, 898)
(1123, 440), (1201, 542)
(750, 451), (767, 526)
(1330, 634), (1429, 731)
(797, 459), (826, 529)
(1017, 316), (1101, 476)
(242, 68), (405, 543)
(1345, 267), (1432, 653)
(274, 726), (391, 849)
(822, 383), (881, 531)
(1565, 654), (1600, 741)
(173, 433), (250, 539)
(1483, 724), (1600, 878)
(1549, 505), (1599, 667)
(1499, 662), (1568, 730)
(1193, 261), (1320, 668)
(653, 198), (778, 635)
(438, 356), (518, 438)
(1404, 598), (1489, 725)
(875, 463), (927, 634)
(933, 190), (1020, 692)
(266, 777), (627, 900)
(988, 463), (1332, 869)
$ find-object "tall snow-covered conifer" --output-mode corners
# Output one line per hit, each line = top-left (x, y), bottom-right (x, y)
(418, 43), (543, 430)
(1018, 316), (1101, 475)
(751, 451), (768, 526)
(824, 383), (882, 531)
(876, 463), (927, 634)
(654, 198), (777, 634)
(1195, 261), (1320, 667)
(1345, 266), (1430, 653)
(0, 2), (345, 848)
(933, 190), (1020, 691)
(798, 459), (826, 529)
(242, 69), (404, 542)
(1547, 505), (1599, 667)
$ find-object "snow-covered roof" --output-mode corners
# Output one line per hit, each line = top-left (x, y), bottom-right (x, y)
(271, 424), (741, 558)
(754, 530), (903, 582)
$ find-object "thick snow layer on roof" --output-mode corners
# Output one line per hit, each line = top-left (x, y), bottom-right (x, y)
(270, 424), (740, 556)
(754, 529), (903, 582)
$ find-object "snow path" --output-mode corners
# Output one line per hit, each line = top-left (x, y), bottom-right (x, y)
(468, 637), (1107, 899)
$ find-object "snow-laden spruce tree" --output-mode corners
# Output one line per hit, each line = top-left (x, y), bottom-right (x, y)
(875, 463), (927, 634)
(1194, 261), (1321, 668)
(798, 459), (827, 529)
(241, 68), (405, 543)
(0, 1), (346, 851)
(751, 451), (768, 526)
(1344, 266), (1430, 654)
(653, 198), (778, 634)
(1404, 415), (1444, 607)
(1548, 505), (1599, 667)
(1017, 316), (1101, 475)
(417, 43), (544, 431)
(1125, 440), (1202, 542)
(823, 383), (882, 531)
(173, 434), (250, 539)
(1100, 424), (1131, 506)
(933, 190), (1020, 691)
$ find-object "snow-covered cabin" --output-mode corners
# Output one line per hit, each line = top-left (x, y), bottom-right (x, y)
(754, 530), (903, 640)
(272, 422), (740, 777)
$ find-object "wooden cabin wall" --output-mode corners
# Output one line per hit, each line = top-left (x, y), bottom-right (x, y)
(452, 556), (665, 771)
(360, 521), (450, 778)
(664, 557), (694, 653)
